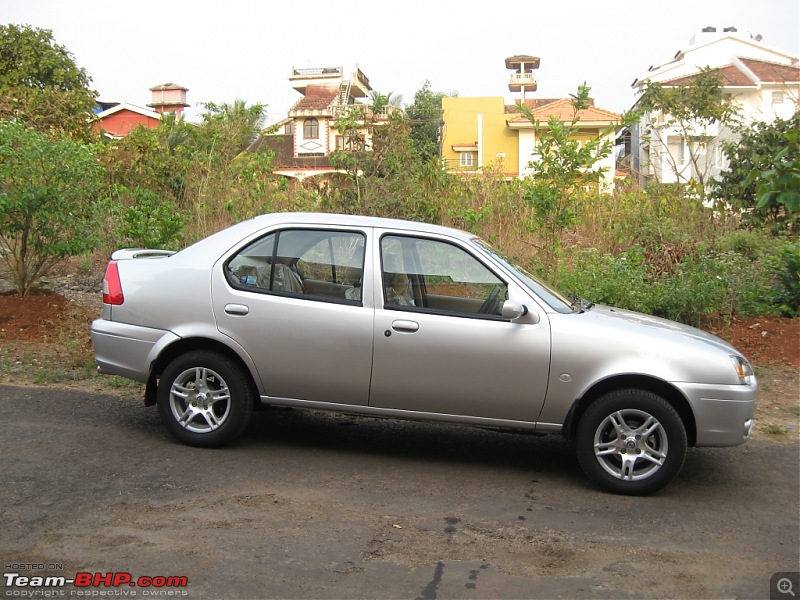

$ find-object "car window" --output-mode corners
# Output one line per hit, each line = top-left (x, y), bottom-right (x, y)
(380, 235), (507, 317)
(226, 229), (365, 303)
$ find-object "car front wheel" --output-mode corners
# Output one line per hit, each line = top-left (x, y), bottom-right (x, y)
(157, 350), (254, 448)
(576, 389), (687, 495)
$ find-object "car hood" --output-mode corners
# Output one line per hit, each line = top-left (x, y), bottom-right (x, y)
(584, 305), (744, 357)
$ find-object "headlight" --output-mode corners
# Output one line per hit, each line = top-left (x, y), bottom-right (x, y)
(730, 356), (755, 385)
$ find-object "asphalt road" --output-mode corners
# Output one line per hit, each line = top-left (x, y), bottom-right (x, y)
(1, 385), (798, 599)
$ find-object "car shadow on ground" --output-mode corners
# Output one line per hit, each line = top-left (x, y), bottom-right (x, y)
(241, 405), (582, 475)
(109, 396), (779, 498)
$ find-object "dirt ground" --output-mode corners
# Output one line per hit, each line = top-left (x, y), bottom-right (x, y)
(2, 272), (797, 441)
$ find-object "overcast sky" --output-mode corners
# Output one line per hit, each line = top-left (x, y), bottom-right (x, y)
(3, 0), (799, 124)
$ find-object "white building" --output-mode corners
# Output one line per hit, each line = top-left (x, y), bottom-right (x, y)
(629, 27), (799, 186)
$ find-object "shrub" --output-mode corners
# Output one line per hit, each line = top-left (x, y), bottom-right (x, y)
(559, 238), (777, 327)
(0, 121), (104, 295)
(772, 241), (800, 317)
(121, 189), (184, 249)
(559, 247), (658, 313)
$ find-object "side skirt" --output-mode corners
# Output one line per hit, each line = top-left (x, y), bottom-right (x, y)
(259, 395), (554, 433)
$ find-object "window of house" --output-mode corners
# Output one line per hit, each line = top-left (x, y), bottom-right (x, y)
(336, 132), (364, 150)
(303, 118), (319, 139)
(459, 152), (476, 167)
(772, 91), (785, 105)
(225, 229), (365, 304)
(667, 136), (686, 166)
(715, 144), (725, 168)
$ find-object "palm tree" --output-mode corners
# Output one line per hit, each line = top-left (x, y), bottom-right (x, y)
(199, 99), (268, 157)
(369, 91), (403, 115)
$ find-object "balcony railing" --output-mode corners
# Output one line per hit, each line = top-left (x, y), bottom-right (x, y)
(510, 73), (537, 85)
(330, 104), (403, 119)
(292, 66), (342, 77)
(274, 155), (334, 170)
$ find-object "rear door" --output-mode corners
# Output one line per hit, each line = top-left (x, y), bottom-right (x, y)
(212, 226), (374, 405)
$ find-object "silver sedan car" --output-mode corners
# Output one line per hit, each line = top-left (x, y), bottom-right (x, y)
(91, 213), (757, 495)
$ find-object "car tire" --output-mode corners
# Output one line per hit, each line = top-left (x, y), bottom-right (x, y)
(157, 350), (254, 448)
(576, 389), (687, 495)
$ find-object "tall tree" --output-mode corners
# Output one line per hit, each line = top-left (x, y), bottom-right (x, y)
(405, 81), (451, 163)
(197, 99), (267, 159)
(520, 84), (629, 285)
(637, 67), (741, 198)
(711, 112), (800, 231)
(369, 90), (403, 113)
(0, 24), (97, 141)
(329, 104), (437, 221)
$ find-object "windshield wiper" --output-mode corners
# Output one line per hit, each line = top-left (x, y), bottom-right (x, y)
(567, 294), (595, 313)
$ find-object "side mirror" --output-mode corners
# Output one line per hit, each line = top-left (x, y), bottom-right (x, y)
(501, 300), (529, 321)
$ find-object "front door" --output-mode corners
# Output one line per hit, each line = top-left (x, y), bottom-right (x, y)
(369, 233), (551, 423)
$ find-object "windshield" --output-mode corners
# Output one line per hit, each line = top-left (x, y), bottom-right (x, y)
(472, 239), (575, 314)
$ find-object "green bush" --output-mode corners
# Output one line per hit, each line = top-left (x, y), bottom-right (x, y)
(0, 121), (104, 295)
(111, 187), (184, 249)
(559, 237), (778, 327)
(772, 241), (800, 317)
(560, 247), (658, 313)
(652, 250), (773, 326)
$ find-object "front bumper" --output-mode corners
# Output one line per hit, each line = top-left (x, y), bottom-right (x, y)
(675, 380), (758, 447)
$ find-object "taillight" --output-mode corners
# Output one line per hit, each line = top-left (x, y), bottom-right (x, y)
(102, 261), (124, 305)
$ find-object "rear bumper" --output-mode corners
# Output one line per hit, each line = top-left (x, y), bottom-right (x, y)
(91, 319), (178, 383)
(675, 380), (758, 447)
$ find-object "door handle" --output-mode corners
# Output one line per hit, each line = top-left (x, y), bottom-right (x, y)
(391, 320), (419, 333)
(224, 303), (249, 316)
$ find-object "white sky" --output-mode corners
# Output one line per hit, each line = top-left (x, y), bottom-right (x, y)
(2, 0), (799, 124)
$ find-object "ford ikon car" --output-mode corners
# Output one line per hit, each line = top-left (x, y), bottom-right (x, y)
(91, 213), (757, 495)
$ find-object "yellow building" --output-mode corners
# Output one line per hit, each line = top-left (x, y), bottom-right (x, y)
(441, 56), (621, 188)
(441, 96), (519, 176)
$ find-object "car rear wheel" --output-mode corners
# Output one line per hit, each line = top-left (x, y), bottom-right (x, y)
(157, 351), (254, 448)
(576, 389), (687, 495)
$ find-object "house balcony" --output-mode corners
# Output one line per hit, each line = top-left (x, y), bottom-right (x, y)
(509, 72), (538, 92)
(330, 103), (403, 120)
(290, 65), (371, 98)
(275, 155), (334, 170)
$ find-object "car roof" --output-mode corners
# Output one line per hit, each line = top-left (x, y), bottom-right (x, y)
(251, 212), (472, 239)
(176, 212), (477, 261)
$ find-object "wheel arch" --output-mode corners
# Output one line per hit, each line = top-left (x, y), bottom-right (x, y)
(144, 337), (259, 407)
(562, 375), (697, 446)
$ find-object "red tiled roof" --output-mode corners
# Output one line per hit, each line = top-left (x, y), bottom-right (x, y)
(740, 57), (800, 82)
(505, 98), (564, 114)
(292, 84), (339, 111)
(507, 98), (620, 124)
(662, 58), (800, 87)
